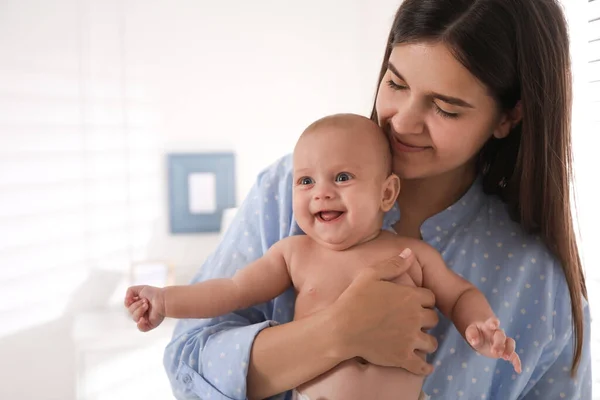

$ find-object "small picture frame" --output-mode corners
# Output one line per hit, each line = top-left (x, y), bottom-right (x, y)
(167, 152), (236, 233)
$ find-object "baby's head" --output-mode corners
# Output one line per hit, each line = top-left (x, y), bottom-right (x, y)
(292, 113), (400, 250)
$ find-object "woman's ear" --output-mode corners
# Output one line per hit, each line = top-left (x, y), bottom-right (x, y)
(381, 173), (400, 212)
(493, 101), (523, 139)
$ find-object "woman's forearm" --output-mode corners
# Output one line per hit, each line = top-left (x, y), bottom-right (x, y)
(247, 307), (346, 399)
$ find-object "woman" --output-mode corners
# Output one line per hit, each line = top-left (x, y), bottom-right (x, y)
(164, 0), (591, 399)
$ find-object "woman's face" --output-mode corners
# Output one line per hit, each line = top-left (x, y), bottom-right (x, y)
(376, 42), (506, 181)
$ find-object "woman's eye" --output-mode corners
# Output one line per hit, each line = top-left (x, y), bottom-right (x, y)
(299, 177), (314, 185)
(335, 173), (352, 182)
(386, 79), (407, 91)
(434, 103), (459, 119)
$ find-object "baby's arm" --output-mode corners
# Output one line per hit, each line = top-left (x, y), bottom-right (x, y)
(125, 238), (292, 329)
(165, 239), (291, 318)
(417, 244), (521, 373)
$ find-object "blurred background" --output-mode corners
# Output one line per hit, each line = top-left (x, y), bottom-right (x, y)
(0, 0), (597, 399)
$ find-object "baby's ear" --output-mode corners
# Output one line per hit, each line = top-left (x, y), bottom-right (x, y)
(381, 173), (400, 212)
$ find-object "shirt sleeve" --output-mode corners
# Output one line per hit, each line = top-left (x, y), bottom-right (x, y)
(163, 155), (295, 400)
(520, 276), (592, 400)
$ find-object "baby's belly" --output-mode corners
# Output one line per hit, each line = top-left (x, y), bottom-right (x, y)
(297, 359), (423, 400)
(293, 272), (422, 400)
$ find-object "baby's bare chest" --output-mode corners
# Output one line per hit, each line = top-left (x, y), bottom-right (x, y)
(291, 253), (362, 320)
(289, 239), (421, 320)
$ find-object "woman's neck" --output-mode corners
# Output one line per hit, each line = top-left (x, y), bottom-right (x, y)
(394, 165), (477, 238)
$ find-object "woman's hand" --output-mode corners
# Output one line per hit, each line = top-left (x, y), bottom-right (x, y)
(330, 249), (439, 375)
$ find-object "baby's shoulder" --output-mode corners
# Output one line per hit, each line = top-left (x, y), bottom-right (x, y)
(375, 230), (439, 257)
(276, 234), (311, 248)
(275, 234), (320, 257)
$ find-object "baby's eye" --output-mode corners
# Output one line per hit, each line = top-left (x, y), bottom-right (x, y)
(335, 172), (353, 182)
(299, 177), (314, 185)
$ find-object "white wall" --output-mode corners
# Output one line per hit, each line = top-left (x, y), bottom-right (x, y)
(0, 1), (401, 399)
(135, 0), (402, 270)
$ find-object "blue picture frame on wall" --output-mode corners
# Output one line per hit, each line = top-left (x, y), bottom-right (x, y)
(167, 152), (236, 233)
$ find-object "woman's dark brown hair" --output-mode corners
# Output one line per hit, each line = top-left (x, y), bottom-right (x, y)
(371, 0), (587, 374)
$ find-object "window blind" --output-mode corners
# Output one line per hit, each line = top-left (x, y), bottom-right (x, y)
(0, 0), (162, 338)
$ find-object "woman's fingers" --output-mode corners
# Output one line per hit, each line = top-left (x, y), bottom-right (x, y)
(368, 249), (415, 282)
(404, 352), (435, 376)
(334, 248), (440, 373)
(420, 307), (439, 331)
(415, 330), (439, 354)
(415, 287), (436, 310)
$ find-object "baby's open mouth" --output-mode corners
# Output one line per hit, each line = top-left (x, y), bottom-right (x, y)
(316, 211), (344, 222)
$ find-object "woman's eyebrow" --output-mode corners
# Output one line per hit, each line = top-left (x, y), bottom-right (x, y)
(388, 62), (475, 108)
(431, 92), (474, 108)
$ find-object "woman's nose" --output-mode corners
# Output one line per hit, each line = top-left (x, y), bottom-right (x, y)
(389, 101), (426, 136)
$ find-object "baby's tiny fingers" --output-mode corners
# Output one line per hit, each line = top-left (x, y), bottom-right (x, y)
(486, 317), (500, 331)
(465, 325), (483, 349)
(137, 317), (152, 332)
(127, 299), (144, 314)
(124, 286), (141, 305)
(129, 299), (148, 322)
(124, 294), (135, 307)
(509, 352), (522, 374)
(502, 338), (516, 360)
(492, 329), (507, 356)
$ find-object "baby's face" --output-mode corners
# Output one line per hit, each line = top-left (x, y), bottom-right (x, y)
(292, 125), (391, 250)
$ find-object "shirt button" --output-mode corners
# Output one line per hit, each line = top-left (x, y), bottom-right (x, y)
(182, 375), (192, 384)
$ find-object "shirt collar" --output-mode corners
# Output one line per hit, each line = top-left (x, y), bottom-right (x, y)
(383, 175), (485, 241)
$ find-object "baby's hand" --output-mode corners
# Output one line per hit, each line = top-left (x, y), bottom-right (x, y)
(465, 317), (522, 374)
(124, 285), (166, 332)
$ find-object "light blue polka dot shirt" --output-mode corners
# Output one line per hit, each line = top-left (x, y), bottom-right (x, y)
(163, 154), (591, 400)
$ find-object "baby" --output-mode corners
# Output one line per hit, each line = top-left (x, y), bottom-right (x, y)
(125, 113), (521, 400)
